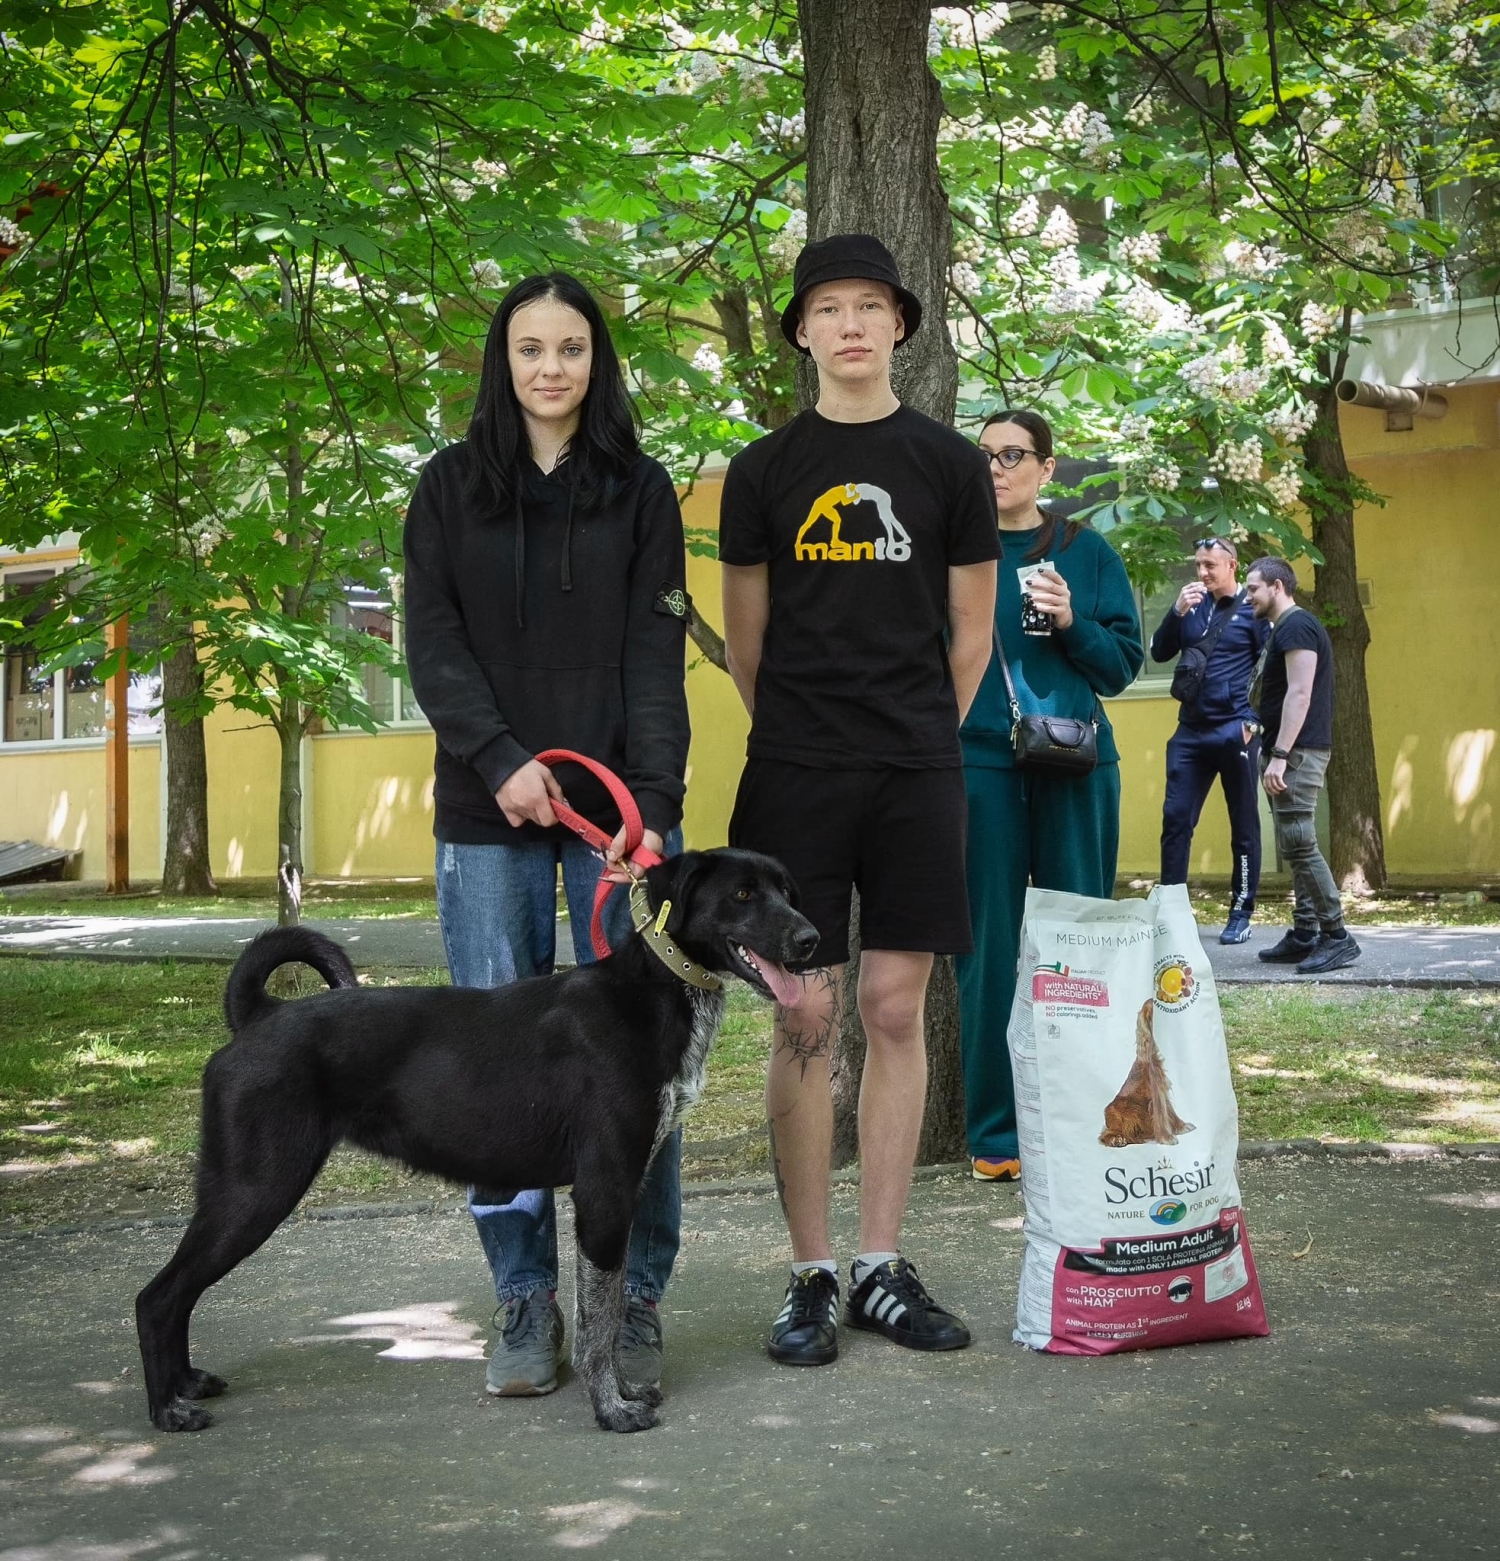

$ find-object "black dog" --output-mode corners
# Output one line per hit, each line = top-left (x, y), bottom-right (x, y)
(135, 848), (816, 1435)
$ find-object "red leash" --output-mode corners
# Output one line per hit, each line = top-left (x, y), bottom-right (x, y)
(532, 749), (664, 960)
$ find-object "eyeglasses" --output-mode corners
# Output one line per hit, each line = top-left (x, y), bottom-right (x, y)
(982, 446), (1042, 471)
(1195, 537), (1238, 559)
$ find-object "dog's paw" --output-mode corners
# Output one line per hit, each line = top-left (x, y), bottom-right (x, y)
(180, 1369), (227, 1400)
(152, 1398), (214, 1433)
(595, 1399), (658, 1434)
(618, 1379), (663, 1409)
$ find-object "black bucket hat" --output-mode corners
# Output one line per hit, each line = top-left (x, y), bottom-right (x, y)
(779, 233), (923, 353)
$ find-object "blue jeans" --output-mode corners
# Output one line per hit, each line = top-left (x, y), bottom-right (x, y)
(435, 830), (683, 1303)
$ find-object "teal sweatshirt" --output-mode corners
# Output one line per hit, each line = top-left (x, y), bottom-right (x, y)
(961, 522), (1144, 769)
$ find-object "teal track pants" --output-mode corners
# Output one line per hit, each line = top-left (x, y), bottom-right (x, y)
(954, 763), (1121, 1159)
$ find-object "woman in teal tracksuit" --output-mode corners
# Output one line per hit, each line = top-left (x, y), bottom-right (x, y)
(957, 409), (1144, 1181)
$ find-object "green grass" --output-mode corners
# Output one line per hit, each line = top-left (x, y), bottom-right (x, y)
(2, 959), (1496, 1229)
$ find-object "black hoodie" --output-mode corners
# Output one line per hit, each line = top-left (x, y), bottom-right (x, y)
(402, 441), (690, 844)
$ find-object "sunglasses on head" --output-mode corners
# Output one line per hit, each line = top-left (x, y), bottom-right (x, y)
(1195, 536), (1238, 558)
(982, 445), (1043, 471)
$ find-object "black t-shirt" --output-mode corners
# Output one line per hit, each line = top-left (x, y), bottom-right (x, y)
(1257, 606), (1334, 750)
(718, 405), (1000, 768)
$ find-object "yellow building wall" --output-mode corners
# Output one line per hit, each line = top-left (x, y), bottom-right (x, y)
(202, 699), (282, 879)
(0, 740), (160, 881)
(1340, 382), (1500, 876)
(311, 731), (437, 878)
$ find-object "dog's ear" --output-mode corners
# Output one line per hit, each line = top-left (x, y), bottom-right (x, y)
(640, 851), (717, 937)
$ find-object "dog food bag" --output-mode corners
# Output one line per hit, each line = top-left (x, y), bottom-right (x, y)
(1009, 882), (1269, 1355)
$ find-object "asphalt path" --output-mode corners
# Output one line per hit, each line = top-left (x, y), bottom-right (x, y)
(3, 913), (1498, 985)
(1, 1158), (1496, 1561)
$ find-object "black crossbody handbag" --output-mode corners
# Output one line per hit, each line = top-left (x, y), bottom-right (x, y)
(1169, 591), (1240, 708)
(992, 623), (1100, 776)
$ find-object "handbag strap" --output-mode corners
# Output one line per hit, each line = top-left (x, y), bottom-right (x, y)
(991, 621), (1101, 730)
(1191, 590), (1241, 663)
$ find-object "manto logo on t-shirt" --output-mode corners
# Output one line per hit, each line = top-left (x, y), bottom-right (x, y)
(794, 482), (912, 562)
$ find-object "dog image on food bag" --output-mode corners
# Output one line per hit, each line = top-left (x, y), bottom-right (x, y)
(1099, 999), (1195, 1148)
(1008, 883), (1269, 1355)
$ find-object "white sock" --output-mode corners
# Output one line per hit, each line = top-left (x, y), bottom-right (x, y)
(853, 1251), (899, 1284)
(791, 1258), (837, 1279)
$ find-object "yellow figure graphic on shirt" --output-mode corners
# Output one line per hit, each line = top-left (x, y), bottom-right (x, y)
(794, 482), (912, 563)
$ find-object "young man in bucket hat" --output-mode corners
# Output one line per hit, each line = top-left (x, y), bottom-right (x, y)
(719, 234), (999, 1366)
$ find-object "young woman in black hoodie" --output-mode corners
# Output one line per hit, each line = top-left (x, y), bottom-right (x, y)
(402, 273), (690, 1398)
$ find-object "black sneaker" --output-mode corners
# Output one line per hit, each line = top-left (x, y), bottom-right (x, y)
(845, 1258), (971, 1353)
(1296, 931), (1361, 974)
(768, 1268), (840, 1366)
(1258, 928), (1319, 963)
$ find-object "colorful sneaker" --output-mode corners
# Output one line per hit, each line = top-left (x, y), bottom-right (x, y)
(971, 1156), (1021, 1182)
(768, 1268), (840, 1367)
(1296, 931), (1361, 974)
(1219, 913), (1253, 945)
(845, 1258), (971, 1352)
(619, 1295), (664, 1388)
(486, 1288), (563, 1396)
(1258, 928), (1319, 963)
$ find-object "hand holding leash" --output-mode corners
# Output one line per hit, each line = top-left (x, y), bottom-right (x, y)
(532, 749), (665, 959)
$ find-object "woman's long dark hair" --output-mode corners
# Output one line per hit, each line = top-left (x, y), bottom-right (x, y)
(465, 272), (641, 514)
(982, 407), (1085, 563)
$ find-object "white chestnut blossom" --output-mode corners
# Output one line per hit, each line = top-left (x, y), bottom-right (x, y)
(950, 261), (983, 295)
(1123, 96), (1154, 127)
(1118, 231), (1162, 266)
(1358, 93), (1381, 134)
(1006, 193), (1041, 237)
(1259, 321), (1298, 370)
(1222, 365), (1271, 403)
(691, 343), (724, 382)
(1145, 459), (1182, 492)
(1035, 46), (1058, 81)
(1266, 399), (1319, 441)
(1299, 300), (1339, 342)
(0, 216), (23, 246)
(167, 279), (209, 307)
(767, 208), (807, 269)
(470, 258), (504, 288)
(1117, 411), (1154, 442)
(472, 159), (508, 186)
(1121, 281), (1192, 333)
(1039, 204), (1078, 250)
(1058, 102), (1091, 145)
(1038, 2), (1067, 19)
(1210, 436), (1264, 484)
(1264, 465), (1303, 511)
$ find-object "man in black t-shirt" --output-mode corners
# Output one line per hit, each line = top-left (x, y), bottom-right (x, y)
(1245, 556), (1360, 973)
(721, 234), (999, 1367)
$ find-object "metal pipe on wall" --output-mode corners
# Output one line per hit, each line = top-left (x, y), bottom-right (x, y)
(1335, 380), (1448, 418)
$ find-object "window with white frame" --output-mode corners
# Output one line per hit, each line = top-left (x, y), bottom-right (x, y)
(0, 563), (162, 744)
(330, 579), (425, 728)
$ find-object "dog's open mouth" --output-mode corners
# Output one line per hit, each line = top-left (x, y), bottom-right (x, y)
(729, 942), (804, 1008)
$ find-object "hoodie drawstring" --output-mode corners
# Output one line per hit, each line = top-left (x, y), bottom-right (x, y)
(560, 480), (575, 594)
(513, 487), (526, 629)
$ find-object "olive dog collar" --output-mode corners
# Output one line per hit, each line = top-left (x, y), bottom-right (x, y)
(629, 881), (723, 991)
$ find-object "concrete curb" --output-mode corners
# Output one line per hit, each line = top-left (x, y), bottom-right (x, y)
(4, 1142), (1495, 1243)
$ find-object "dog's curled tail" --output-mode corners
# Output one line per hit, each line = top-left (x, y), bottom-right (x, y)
(223, 927), (359, 1032)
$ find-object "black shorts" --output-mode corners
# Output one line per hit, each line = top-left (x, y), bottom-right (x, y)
(728, 759), (971, 969)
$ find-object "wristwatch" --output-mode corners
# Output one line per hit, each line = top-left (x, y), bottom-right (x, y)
(1269, 746), (1291, 760)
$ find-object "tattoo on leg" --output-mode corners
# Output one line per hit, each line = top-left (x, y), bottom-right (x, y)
(768, 1119), (790, 1221)
(775, 967), (842, 1081)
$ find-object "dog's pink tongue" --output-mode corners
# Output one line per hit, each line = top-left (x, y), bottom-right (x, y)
(757, 955), (805, 1009)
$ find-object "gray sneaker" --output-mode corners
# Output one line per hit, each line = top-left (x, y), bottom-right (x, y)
(618, 1296), (664, 1388)
(486, 1288), (564, 1396)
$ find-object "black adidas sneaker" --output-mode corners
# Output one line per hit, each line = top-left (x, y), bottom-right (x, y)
(768, 1267), (840, 1366)
(845, 1258), (971, 1352)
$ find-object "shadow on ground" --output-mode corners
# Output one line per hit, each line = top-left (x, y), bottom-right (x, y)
(1, 1158), (1496, 1560)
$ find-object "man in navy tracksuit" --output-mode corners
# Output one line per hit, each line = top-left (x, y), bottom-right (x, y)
(1151, 536), (1270, 944)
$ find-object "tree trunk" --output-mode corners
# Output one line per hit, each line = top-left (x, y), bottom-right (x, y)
(1302, 380), (1388, 893)
(797, 0), (967, 1165)
(159, 632), (217, 897)
(275, 700), (304, 927)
